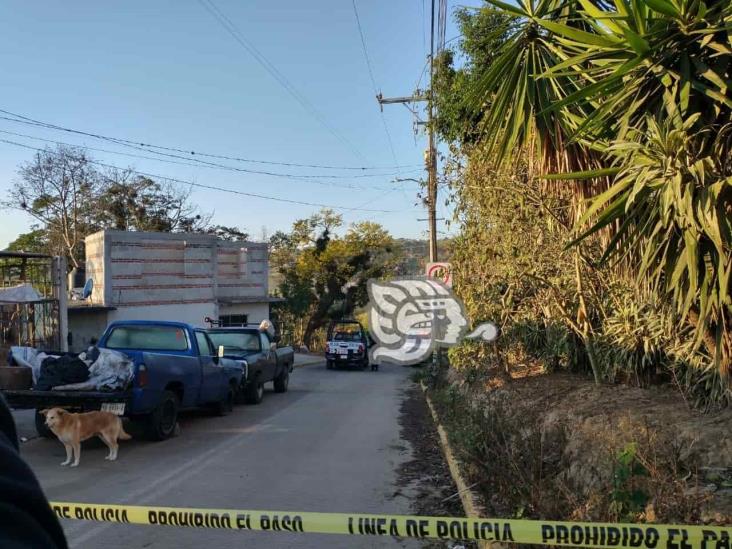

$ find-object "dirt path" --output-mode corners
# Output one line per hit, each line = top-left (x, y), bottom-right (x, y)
(396, 383), (474, 548)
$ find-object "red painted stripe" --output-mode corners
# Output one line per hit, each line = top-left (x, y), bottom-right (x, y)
(111, 242), (212, 250)
(112, 283), (213, 290)
(111, 274), (210, 279)
(116, 298), (213, 307)
(111, 258), (210, 264)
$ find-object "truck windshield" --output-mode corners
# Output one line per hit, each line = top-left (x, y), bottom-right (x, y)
(105, 325), (189, 351)
(207, 331), (260, 353)
(332, 331), (362, 342)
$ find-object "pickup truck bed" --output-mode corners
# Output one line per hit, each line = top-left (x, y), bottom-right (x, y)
(3, 320), (244, 441)
(3, 389), (131, 410)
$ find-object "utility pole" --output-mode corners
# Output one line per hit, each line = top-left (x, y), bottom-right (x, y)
(376, 0), (439, 262)
(426, 0), (438, 263)
(376, 91), (438, 262)
(377, 90), (437, 262)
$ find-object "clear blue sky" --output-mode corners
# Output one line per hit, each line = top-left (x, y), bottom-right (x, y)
(0, 0), (462, 248)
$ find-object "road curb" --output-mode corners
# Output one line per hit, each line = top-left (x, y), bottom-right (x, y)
(420, 382), (491, 549)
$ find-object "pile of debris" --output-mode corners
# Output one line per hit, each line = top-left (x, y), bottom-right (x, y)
(7, 346), (133, 392)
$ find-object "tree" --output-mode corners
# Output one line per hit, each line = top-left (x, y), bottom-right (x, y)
(204, 225), (249, 242)
(462, 0), (732, 375)
(433, 0), (731, 404)
(95, 171), (209, 233)
(432, 8), (512, 144)
(3, 146), (247, 268)
(5, 229), (49, 254)
(2, 146), (100, 267)
(271, 210), (401, 348)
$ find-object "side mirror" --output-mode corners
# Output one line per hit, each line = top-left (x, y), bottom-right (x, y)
(269, 342), (277, 352)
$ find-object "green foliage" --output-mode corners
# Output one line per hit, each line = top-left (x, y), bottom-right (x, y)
(432, 8), (513, 144)
(438, 0), (731, 404)
(610, 443), (650, 522)
(6, 229), (49, 254)
(96, 175), (208, 233)
(270, 209), (402, 348)
(579, 116), (732, 376)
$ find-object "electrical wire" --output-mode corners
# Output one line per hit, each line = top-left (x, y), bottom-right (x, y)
(437, 0), (448, 53)
(0, 128), (414, 192)
(351, 0), (401, 173)
(197, 0), (368, 164)
(0, 109), (419, 173)
(0, 138), (396, 213)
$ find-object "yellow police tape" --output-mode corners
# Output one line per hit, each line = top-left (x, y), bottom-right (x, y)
(50, 502), (731, 547)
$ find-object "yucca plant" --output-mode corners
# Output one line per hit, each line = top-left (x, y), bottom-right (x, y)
(578, 114), (732, 375)
(465, 0), (732, 379)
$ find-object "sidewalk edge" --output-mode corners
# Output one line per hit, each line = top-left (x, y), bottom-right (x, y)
(420, 381), (491, 549)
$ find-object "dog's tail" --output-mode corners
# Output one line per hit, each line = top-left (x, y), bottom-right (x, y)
(118, 418), (132, 440)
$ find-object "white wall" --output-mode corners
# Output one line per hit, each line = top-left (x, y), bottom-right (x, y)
(85, 230), (269, 309)
(107, 302), (217, 329)
(218, 303), (270, 324)
(82, 230), (272, 330)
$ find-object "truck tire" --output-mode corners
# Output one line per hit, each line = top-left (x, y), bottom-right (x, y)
(147, 390), (179, 441)
(34, 409), (54, 439)
(326, 360), (334, 370)
(215, 385), (235, 416)
(244, 381), (264, 405)
(273, 370), (289, 393)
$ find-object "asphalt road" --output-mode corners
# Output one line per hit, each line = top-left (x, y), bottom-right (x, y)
(18, 360), (428, 548)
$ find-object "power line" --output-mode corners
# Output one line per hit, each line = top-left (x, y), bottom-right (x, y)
(0, 128), (414, 192)
(437, 0), (448, 53)
(0, 138), (396, 213)
(0, 108), (419, 172)
(351, 0), (401, 172)
(420, 0), (427, 58)
(0, 125), (419, 190)
(197, 0), (368, 164)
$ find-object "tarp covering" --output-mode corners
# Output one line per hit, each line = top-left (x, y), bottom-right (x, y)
(10, 346), (57, 384)
(35, 355), (89, 391)
(9, 346), (134, 392)
(0, 283), (42, 303)
(53, 348), (133, 392)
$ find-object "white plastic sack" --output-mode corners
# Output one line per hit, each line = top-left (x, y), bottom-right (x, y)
(10, 346), (55, 384)
(88, 348), (134, 391)
(259, 319), (275, 337)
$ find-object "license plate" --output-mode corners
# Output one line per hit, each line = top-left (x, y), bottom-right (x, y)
(101, 403), (125, 415)
(337, 348), (348, 355)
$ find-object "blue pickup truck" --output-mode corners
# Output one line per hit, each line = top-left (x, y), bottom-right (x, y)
(3, 321), (244, 440)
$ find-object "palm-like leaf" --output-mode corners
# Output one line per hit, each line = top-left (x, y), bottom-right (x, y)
(465, 0), (732, 375)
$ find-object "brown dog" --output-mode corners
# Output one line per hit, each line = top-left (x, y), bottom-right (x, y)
(40, 408), (131, 467)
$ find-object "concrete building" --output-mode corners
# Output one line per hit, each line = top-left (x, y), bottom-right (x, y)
(67, 230), (276, 352)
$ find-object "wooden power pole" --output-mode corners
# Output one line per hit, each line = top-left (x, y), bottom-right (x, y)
(376, 86), (438, 263)
(377, 0), (439, 263)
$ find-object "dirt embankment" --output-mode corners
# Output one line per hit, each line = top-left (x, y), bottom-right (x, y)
(429, 369), (732, 526)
